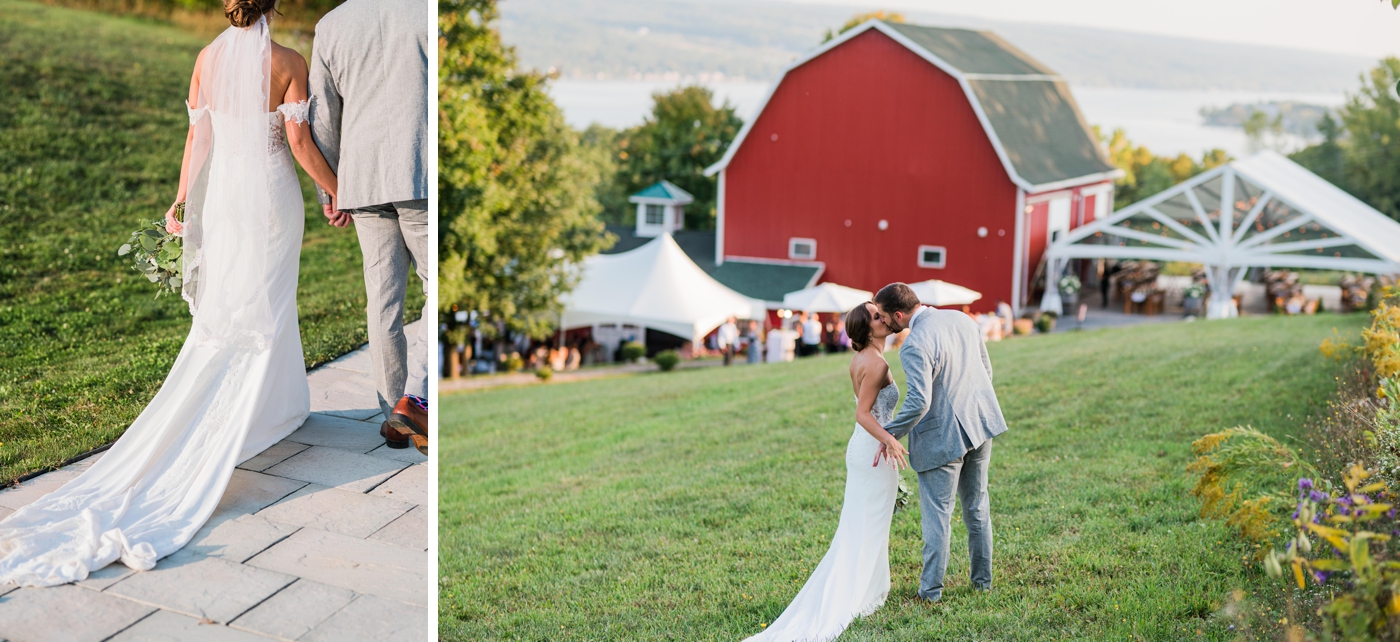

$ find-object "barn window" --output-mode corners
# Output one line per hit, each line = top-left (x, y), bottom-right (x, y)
(917, 245), (946, 269)
(789, 237), (817, 260)
(645, 204), (665, 225)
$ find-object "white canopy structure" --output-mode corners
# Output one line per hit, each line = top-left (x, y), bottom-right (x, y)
(781, 282), (873, 313)
(909, 279), (983, 307)
(1041, 151), (1400, 318)
(560, 234), (764, 345)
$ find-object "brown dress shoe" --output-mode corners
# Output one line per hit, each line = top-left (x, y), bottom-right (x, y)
(387, 395), (427, 455)
(380, 420), (412, 449)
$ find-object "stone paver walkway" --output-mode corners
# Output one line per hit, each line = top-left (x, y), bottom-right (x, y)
(0, 321), (429, 642)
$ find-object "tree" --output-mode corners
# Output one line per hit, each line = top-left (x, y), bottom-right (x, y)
(1334, 57), (1400, 221)
(612, 86), (741, 230)
(1100, 127), (1229, 209)
(1289, 112), (1347, 191)
(578, 124), (630, 226)
(822, 10), (905, 43)
(438, 0), (610, 339)
(1242, 109), (1286, 154)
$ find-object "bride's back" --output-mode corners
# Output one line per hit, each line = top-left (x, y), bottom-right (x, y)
(196, 0), (307, 112)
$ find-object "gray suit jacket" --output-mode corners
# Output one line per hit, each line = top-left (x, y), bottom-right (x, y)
(884, 308), (1009, 472)
(309, 0), (429, 211)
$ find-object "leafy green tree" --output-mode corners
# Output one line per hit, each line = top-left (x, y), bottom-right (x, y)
(1289, 112), (1347, 191)
(438, 0), (610, 339)
(1334, 57), (1400, 222)
(1100, 127), (1228, 209)
(822, 10), (905, 43)
(1242, 110), (1285, 154)
(613, 86), (741, 230)
(578, 124), (630, 226)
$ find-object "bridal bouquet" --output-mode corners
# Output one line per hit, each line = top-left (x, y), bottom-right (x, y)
(117, 203), (184, 297)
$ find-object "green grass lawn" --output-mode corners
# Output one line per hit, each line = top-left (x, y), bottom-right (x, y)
(0, 0), (422, 483)
(439, 314), (1365, 640)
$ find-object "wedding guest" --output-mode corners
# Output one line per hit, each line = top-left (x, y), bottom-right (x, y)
(717, 316), (739, 366)
(800, 312), (823, 357)
(746, 320), (763, 364)
(766, 323), (788, 363)
(995, 299), (1014, 337)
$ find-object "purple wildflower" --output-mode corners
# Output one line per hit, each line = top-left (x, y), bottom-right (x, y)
(1311, 490), (1327, 502)
(1314, 570), (1331, 584)
(1300, 478), (1314, 490)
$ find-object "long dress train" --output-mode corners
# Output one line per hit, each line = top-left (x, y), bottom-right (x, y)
(0, 16), (310, 587)
(745, 382), (901, 642)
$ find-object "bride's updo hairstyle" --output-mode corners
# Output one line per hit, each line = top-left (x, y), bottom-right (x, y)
(225, 0), (277, 28)
(845, 303), (874, 352)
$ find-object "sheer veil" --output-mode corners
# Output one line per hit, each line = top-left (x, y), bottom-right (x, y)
(183, 15), (277, 352)
(0, 15), (300, 589)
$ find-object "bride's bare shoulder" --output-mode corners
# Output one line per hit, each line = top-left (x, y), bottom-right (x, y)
(269, 42), (307, 73)
(849, 349), (890, 379)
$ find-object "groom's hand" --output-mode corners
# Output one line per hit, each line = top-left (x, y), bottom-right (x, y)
(321, 203), (351, 228)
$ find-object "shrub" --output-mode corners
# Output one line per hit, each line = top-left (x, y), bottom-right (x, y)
(1188, 426), (1318, 546)
(503, 352), (523, 373)
(621, 341), (646, 363)
(535, 366), (553, 381)
(654, 350), (680, 372)
(1264, 465), (1400, 640)
(1361, 286), (1400, 379)
(1034, 311), (1057, 334)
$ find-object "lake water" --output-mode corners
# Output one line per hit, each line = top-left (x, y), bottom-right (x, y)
(549, 80), (1346, 159)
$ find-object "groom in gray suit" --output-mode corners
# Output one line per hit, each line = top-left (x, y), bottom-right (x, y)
(309, 0), (431, 449)
(875, 282), (1008, 602)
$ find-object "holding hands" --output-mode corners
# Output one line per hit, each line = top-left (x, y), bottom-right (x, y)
(322, 201), (351, 228)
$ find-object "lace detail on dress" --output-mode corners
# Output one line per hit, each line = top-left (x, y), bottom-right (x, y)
(872, 383), (898, 425)
(186, 102), (207, 126)
(276, 98), (311, 124)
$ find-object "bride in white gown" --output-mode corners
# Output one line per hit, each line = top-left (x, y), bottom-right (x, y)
(746, 302), (911, 642)
(0, 0), (341, 588)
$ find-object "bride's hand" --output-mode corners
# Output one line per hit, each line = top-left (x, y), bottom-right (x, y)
(876, 439), (909, 471)
(164, 203), (184, 236)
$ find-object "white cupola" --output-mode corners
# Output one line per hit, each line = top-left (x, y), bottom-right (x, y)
(629, 180), (694, 238)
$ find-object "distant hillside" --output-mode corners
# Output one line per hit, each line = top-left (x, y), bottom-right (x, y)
(498, 0), (1372, 92)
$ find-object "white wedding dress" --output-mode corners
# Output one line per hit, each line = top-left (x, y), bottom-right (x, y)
(0, 16), (310, 587)
(746, 382), (901, 642)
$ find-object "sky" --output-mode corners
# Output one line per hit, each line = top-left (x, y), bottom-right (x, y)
(786, 0), (1400, 59)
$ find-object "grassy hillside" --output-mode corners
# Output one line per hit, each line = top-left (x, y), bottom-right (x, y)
(0, 0), (422, 483)
(439, 315), (1364, 640)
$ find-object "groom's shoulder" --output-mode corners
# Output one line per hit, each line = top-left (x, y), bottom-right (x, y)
(314, 0), (371, 32)
(317, 0), (426, 36)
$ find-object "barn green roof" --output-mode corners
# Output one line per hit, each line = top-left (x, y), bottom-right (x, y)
(706, 20), (1121, 191)
(884, 23), (1118, 188)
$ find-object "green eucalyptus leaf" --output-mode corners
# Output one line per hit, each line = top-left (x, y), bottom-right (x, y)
(117, 244), (131, 256)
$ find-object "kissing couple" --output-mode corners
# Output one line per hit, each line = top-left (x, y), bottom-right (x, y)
(746, 282), (1010, 642)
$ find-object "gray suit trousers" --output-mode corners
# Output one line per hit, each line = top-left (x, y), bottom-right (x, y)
(916, 437), (994, 602)
(350, 199), (429, 417)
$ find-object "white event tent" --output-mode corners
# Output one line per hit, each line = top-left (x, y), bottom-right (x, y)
(1041, 151), (1400, 318)
(782, 282), (873, 314)
(909, 279), (983, 307)
(560, 234), (764, 345)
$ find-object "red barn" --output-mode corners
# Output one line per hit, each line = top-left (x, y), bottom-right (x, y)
(704, 20), (1122, 314)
